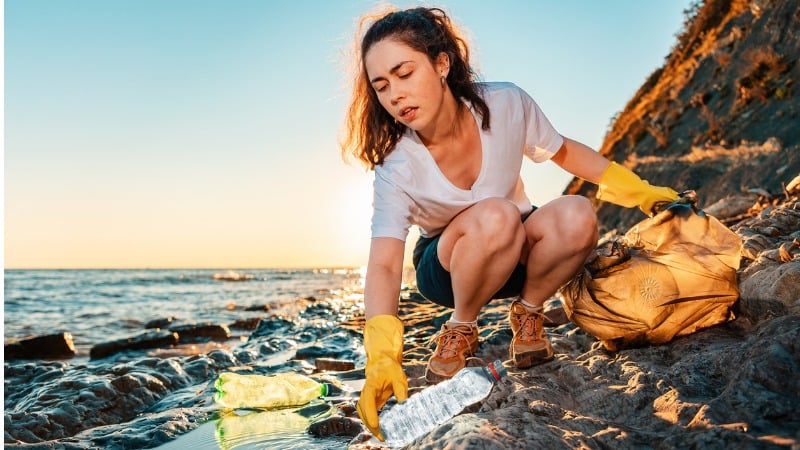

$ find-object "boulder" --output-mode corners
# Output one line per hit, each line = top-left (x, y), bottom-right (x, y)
(169, 323), (231, 343)
(4, 333), (76, 360)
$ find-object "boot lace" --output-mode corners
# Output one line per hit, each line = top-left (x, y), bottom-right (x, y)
(431, 327), (474, 359)
(514, 308), (544, 343)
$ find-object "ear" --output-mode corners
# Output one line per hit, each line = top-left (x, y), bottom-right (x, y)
(435, 52), (450, 77)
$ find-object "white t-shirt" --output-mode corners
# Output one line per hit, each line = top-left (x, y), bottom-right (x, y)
(370, 81), (564, 240)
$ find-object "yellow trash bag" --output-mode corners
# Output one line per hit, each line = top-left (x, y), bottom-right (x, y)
(563, 192), (743, 351)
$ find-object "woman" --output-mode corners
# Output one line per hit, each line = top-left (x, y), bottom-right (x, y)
(341, 6), (678, 440)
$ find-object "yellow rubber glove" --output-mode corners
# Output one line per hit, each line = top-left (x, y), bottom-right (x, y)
(356, 315), (408, 441)
(597, 162), (679, 215)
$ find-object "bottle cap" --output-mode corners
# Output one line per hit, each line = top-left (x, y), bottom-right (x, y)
(487, 360), (506, 381)
(320, 383), (330, 397)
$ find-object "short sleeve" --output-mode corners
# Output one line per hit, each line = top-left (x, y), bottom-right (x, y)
(519, 89), (564, 163)
(370, 168), (413, 241)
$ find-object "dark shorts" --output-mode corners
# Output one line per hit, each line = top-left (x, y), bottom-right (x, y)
(412, 207), (536, 309)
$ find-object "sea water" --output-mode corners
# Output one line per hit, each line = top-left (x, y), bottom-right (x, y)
(4, 268), (363, 356)
(4, 268), (371, 449)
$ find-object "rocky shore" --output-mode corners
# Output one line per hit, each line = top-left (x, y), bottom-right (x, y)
(5, 177), (797, 449)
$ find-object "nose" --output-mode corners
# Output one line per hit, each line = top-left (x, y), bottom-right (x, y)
(389, 85), (404, 105)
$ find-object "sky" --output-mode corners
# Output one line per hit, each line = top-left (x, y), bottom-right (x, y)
(4, 0), (693, 269)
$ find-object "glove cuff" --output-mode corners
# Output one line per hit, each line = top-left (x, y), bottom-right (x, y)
(597, 162), (679, 214)
(597, 162), (646, 208)
(364, 315), (404, 361)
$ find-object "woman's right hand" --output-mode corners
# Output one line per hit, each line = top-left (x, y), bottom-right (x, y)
(356, 314), (408, 441)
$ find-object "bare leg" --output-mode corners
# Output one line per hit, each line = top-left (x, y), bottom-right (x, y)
(520, 196), (598, 307)
(436, 198), (526, 322)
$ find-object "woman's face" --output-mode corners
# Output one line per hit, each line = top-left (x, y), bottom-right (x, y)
(364, 38), (448, 134)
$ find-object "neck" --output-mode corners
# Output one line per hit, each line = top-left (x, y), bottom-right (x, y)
(418, 94), (465, 148)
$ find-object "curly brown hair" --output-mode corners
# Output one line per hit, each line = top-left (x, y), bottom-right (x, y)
(341, 7), (491, 169)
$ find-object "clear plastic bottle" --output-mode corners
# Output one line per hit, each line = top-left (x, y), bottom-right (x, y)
(214, 371), (330, 409)
(379, 360), (507, 447)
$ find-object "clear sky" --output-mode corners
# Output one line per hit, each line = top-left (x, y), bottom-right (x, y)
(4, 0), (692, 269)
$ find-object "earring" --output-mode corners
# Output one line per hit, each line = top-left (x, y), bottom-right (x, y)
(441, 76), (446, 87)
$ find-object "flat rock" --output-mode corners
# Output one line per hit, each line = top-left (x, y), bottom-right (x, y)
(144, 316), (177, 329)
(314, 358), (356, 372)
(4, 332), (76, 360)
(169, 323), (231, 343)
(90, 330), (179, 359)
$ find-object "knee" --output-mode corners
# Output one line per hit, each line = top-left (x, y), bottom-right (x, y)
(473, 198), (523, 244)
(559, 196), (598, 250)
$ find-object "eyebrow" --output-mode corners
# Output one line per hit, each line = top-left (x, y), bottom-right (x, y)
(370, 61), (413, 84)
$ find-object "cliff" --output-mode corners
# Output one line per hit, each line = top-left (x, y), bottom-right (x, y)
(565, 0), (800, 233)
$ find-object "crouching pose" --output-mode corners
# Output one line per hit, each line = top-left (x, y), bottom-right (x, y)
(339, 6), (678, 441)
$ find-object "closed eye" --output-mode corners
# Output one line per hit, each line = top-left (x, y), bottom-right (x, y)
(373, 71), (411, 93)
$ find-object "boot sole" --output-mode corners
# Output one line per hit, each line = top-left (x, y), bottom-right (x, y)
(424, 352), (480, 384)
(424, 368), (452, 384)
(512, 347), (554, 369)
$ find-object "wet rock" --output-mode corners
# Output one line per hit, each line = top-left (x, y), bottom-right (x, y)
(228, 317), (263, 330)
(3, 355), (207, 444)
(89, 330), (178, 360)
(144, 316), (177, 329)
(168, 323), (231, 343)
(244, 304), (270, 312)
(245, 296), (318, 313)
(314, 358), (356, 372)
(308, 416), (363, 437)
(4, 333), (76, 360)
(249, 316), (294, 339)
(213, 271), (254, 281)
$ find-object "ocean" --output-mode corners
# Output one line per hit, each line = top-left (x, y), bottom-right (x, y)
(4, 268), (379, 449)
(4, 268), (366, 356)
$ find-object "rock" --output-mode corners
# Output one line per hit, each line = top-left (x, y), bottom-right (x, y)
(90, 330), (178, 359)
(168, 323), (231, 343)
(144, 317), (177, 329)
(731, 189), (800, 314)
(785, 174), (800, 194)
(249, 317), (296, 339)
(213, 271), (254, 281)
(4, 333), (76, 360)
(702, 193), (759, 220)
(308, 416), (363, 437)
(739, 260), (800, 314)
(314, 358), (356, 372)
(228, 317), (263, 330)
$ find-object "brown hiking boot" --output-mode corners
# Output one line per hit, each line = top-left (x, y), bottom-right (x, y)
(509, 299), (554, 368)
(425, 322), (479, 383)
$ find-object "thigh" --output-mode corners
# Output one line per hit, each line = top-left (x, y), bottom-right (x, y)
(414, 233), (528, 305)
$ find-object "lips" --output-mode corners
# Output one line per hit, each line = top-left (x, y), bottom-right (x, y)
(399, 106), (417, 122)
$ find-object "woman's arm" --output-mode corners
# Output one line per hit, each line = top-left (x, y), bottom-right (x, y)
(550, 135), (679, 214)
(357, 236), (408, 441)
(549, 136), (609, 183)
(364, 237), (406, 318)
